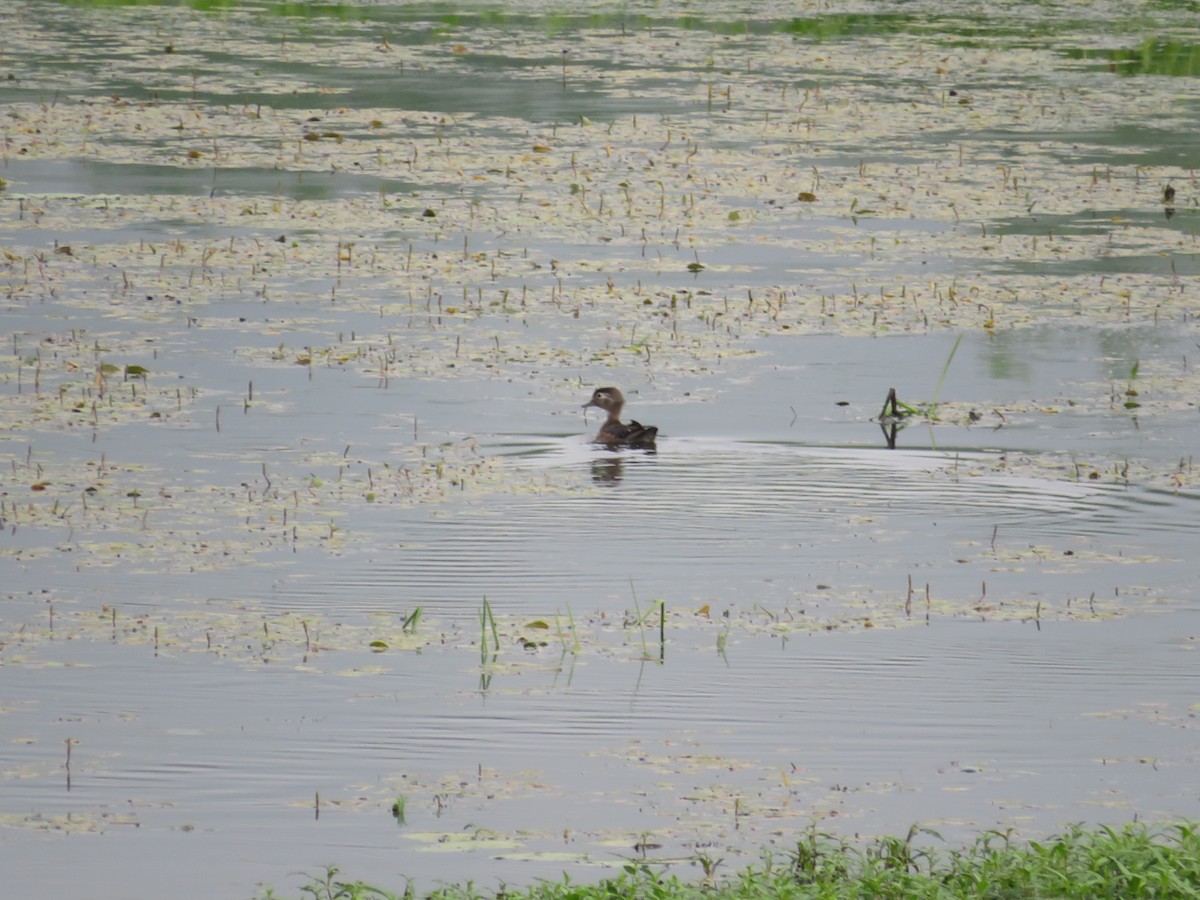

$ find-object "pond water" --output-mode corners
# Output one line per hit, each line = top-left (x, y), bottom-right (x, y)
(2, 1), (1199, 897)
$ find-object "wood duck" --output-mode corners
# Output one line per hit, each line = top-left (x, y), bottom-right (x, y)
(583, 387), (658, 448)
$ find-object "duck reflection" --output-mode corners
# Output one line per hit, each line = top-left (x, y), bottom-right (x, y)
(591, 456), (625, 484)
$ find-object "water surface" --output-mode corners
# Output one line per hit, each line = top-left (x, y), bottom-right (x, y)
(2, 0), (1199, 896)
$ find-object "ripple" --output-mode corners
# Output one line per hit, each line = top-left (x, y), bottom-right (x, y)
(274, 439), (1200, 618)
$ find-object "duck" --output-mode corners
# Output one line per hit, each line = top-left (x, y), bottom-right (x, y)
(583, 387), (658, 449)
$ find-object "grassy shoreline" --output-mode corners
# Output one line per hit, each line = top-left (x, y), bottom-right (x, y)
(261, 820), (1200, 899)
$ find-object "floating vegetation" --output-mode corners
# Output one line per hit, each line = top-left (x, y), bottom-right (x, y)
(0, 569), (1132, 682)
(0, 434), (569, 576)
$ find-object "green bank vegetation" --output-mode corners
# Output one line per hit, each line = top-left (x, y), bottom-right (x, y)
(262, 821), (1200, 899)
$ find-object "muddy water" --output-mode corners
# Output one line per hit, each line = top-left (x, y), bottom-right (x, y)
(2, 0), (1200, 897)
